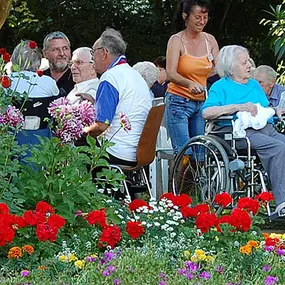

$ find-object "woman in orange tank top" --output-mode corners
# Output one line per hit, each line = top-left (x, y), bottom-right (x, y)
(165, 0), (219, 154)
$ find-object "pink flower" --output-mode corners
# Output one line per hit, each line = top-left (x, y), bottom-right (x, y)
(20, 270), (30, 277)
(4, 105), (24, 128)
(119, 112), (131, 132)
(77, 101), (95, 125)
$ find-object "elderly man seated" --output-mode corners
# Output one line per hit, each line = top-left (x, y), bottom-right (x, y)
(67, 47), (99, 105)
(253, 65), (285, 107)
(84, 28), (151, 166)
(202, 45), (285, 220)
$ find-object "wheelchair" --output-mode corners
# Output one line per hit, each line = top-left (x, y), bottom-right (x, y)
(170, 116), (272, 216)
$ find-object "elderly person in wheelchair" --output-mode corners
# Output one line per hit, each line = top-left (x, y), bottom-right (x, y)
(201, 45), (285, 220)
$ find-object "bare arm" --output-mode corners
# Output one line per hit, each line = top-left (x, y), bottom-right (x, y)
(203, 103), (258, 120)
(83, 122), (108, 138)
(207, 34), (219, 78)
(166, 35), (204, 94)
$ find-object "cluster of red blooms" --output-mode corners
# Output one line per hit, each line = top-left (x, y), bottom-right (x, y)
(0, 48), (11, 89)
(0, 201), (65, 246)
(84, 208), (121, 248)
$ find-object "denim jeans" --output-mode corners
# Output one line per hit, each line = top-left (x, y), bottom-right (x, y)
(165, 92), (205, 154)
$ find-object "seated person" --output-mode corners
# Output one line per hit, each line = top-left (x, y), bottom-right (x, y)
(253, 65), (285, 107)
(84, 28), (152, 166)
(67, 47), (99, 105)
(151, 56), (169, 98)
(9, 40), (59, 147)
(132, 61), (158, 98)
(202, 45), (285, 219)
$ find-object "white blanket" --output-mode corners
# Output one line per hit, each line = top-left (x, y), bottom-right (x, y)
(232, 103), (275, 138)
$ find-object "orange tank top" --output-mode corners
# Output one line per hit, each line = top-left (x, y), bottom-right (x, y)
(167, 33), (213, 101)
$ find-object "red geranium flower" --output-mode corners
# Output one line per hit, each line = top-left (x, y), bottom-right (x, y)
(98, 225), (121, 248)
(23, 210), (46, 226)
(237, 197), (259, 215)
(0, 48), (7, 55)
(214, 192), (233, 207)
(47, 214), (66, 229)
(11, 215), (27, 228)
(2, 52), (11, 63)
(0, 76), (11, 88)
(36, 223), (58, 242)
(229, 208), (252, 232)
(128, 199), (151, 212)
(176, 194), (192, 207)
(195, 212), (219, 233)
(194, 204), (210, 214)
(0, 222), (15, 246)
(85, 209), (107, 228)
(256, 192), (274, 203)
(159, 193), (178, 205)
(35, 201), (54, 214)
(36, 70), (43, 77)
(0, 203), (9, 214)
(180, 206), (198, 218)
(126, 221), (145, 239)
(29, 41), (37, 49)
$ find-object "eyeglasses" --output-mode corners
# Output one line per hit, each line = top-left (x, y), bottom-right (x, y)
(90, 46), (107, 56)
(68, 60), (93, 68)
(192, 15), (210, 22)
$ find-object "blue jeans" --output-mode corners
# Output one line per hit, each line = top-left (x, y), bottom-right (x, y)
(165, 92), (205, 154)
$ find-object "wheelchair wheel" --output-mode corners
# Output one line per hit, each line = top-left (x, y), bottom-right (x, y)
(171, 135), (230, 204)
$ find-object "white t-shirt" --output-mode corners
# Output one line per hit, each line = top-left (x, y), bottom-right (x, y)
(9, 71), (59, 98)
(66, 78), (99, 105)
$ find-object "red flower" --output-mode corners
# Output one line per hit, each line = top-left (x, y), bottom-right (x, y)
(214, 192), (233, 207)
(23, 210), (46, 226)
(36, 70), (43, 77)
(175, 194), (192, 207)
(85, 209), (107, 228)
(194, 204), (210, 214)
(28, 41), (37, 49)
(180, 206), (198, 218)
(265, 237), (280, 247)
(126, 221), (145, 239)
(128, 199), (151, 212)
(0, 76), (11, 88)
(2, 52), (10, 63)
(0, 222), (15, 246)
(12, 215), (27, 228)
(36, 223), (58, 242)
(0, 48), (7, 55)
(237, 197), (259, 215)
(195, 212), (219, 233)
(99, 225), (121, 248)
(35, 201), (54, 214)
(229, 208), (252, 232)
(0, 203), (9, 214)
(47, 214), (66, 229)
(159, 193), (178, 205)
(256, 192), (274, 203)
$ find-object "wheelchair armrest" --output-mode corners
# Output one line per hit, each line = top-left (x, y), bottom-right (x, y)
(211, 115), (234, 121)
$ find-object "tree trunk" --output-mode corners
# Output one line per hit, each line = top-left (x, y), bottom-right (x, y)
(0, 0), (12, 29)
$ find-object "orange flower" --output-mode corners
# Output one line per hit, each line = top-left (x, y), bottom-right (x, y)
(247, 240), (259, 249)
(239, 245), (252, 255)
(263, 233), (269, 239)
(38, 265), (47, 270)
(8, 246), (22, 259)
(22, 245), (34, 254)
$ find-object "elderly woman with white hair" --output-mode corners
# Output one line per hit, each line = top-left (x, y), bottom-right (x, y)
(132, 61), (158, 97)
(9, 40), (59, 149)
(202, 45), (285, 219)
(67, 47), (99, 105)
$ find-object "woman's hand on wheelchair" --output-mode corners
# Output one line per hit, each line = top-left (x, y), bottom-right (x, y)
(275, 107), (285, 121)
(239, 102), (258, 116)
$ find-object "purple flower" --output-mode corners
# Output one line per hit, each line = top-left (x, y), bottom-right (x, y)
(106, 265), (116, 273)
(265, 246), (275, 252)
(216, 265), (224, 274)
(105, 251), (116, 262)
(276, 248), (285, 256)
(262, 265), (271, 272)
(184, 261), (199, 272)
(264, 276), (278, 285)
(75, 210), (83, 217)
(177, 268), (187, 275)
(4, 105), (24, 128)
(113, 278), (120, 285)
(158, 282), (166, 285)
(158, 272), (165, 278)
(86, 256), (96, 262)
(185, 273), (194, 280)
(200, 271), (211, 279)
(102, 269), (110, 277)
(20, 270), (30, 277)
(77, 101), (95, 126)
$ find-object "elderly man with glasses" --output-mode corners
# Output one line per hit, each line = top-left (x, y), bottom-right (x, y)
(43, 31), (74, 97)
(67, 47), (99, 105)
(84, 28), (152, 166)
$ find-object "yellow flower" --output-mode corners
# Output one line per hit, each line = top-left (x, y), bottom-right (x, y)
(191, 255), (199, 262)
(239, 245), (252, 255)
(183, 250), (191, 258)
(8, 247), (22, 259)
(247, 240), (259, 249)
(59, 255), (68, 262)
(215, 236), (219, 241)
(194, 249), (205, 256)
(74, 260), (85, 269)
(68, 253), (78, 262)
(269, 233), (282, 239)
(22, 245), (34, 254)
(205, 255), (215, 262)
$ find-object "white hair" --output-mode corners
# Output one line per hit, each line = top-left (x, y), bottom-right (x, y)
(133, 61), (158, 88)
(72, 47), (93, 62)
(253, 65), (277, 83)
(216, 45), (249, 78)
